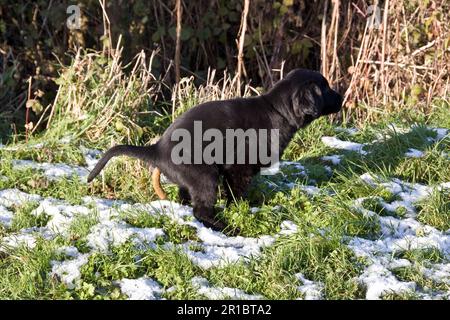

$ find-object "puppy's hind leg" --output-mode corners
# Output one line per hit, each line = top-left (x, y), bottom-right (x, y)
(178, 186), (191, 205)
(188, 174), (229, 232)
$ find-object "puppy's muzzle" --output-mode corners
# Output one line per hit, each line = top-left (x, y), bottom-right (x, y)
(323, 89), (342, 115)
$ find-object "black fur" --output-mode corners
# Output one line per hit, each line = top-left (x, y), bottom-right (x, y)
(88, 69), (342, 232)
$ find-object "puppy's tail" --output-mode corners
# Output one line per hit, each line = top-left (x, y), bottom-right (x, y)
(87, 145), (156, 183)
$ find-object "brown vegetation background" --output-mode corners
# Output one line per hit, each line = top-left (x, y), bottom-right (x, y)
(0, 0), (449, 137)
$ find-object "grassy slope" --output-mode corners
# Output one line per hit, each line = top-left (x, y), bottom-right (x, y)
(0, 100), (449, 300)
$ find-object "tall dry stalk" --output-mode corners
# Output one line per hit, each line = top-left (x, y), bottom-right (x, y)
(99, 0), (112, 55)
(175, 0), (182, 84)
(236, 0), (250, 94)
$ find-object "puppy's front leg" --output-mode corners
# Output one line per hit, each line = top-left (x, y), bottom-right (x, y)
(188, 177), (230, 233)
(178, 186), (191, 205)
(223, 166), (255, 204)
(190, 179), (226, 231)
(193, 205), (227, 231)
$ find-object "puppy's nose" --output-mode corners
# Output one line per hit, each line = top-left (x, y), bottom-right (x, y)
(332, 91), (343, 112)
(336, 92), (343, 107)
(330, 89), (342, 104)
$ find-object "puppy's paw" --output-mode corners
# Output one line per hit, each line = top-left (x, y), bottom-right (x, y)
(193, 206), (238, 236)
(197, 216), (239, 236)
(206, 218), (228, 233)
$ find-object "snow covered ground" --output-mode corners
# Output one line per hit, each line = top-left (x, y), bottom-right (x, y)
(350, 173), (450, 299)
(0, 126), (448, 300)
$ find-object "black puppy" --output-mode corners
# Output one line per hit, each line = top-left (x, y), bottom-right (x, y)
(88, 69), (342, 232)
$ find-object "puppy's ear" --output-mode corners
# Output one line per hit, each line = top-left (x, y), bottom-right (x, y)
(292, 83), (324, 118)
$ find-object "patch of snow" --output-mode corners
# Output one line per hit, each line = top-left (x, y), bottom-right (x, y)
(0, 188), (41, 207)
(358, 262), (416, 300)
(32, 198), (91, 235)
(260, 163), (281, 175)
(281, 161), (308, 176)
(265, 161), (320, 192)
(298, 185), (321, 195)
(0, 142), (44, 151)
(388, 259), (412, 269)
(128, 200), (193, 225)
(440, 182), (450, 189)
(0, 186), (299, 270)
(179, 231), (275, 269)
(59, 136), (73, 144)
(82, 196), (125, 221)
(250, 207), (260, 214)
(12, 159), (89, 181)
(360, 173), (450, 215)
(405, 148), (424, 158)
(80, 146), (101, 171)
(56, 246), (82, 258)
(136, 206), (293, 270)
(192, 277), (263, 300)
(371, 124), (413, 144)
(420, 263), (450, 284)
(295, 273), (324, 300)
(51, 250), (90, 289)
(321, 155), (342, 165)
(2, 233), (38, 249)
(321, 136), (367, 155)
(195, 228), (249, 248)
(387, 123), (411, 134)
(82, 196), (126, 209)
(279, 220), (298, 235)
(2, 227), (53, 249)
(0, 205), (14, 228)
(429, 128), (448, 141)
(116, 277), (163, 300)
(87, 220), (164, 252)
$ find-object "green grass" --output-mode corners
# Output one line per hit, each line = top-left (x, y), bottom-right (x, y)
(0, 237), (69, 299)
(392, 265), (449, 294)
(10, 201), (47, 232)
(416, 189), (450, 231)
(0, 139), (86, 166)
(120, 208), (199, 244)
(207, 232), (364, 299)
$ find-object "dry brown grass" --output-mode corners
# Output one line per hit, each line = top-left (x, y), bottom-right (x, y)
(319, 0), (449, 122)
(37, 36), (163, 145)
(171, 68), (259, 120)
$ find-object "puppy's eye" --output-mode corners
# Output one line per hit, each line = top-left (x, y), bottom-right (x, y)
(313, 85), (322, 96)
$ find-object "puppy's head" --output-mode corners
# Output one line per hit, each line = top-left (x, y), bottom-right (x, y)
(286, 69), (342, 122)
